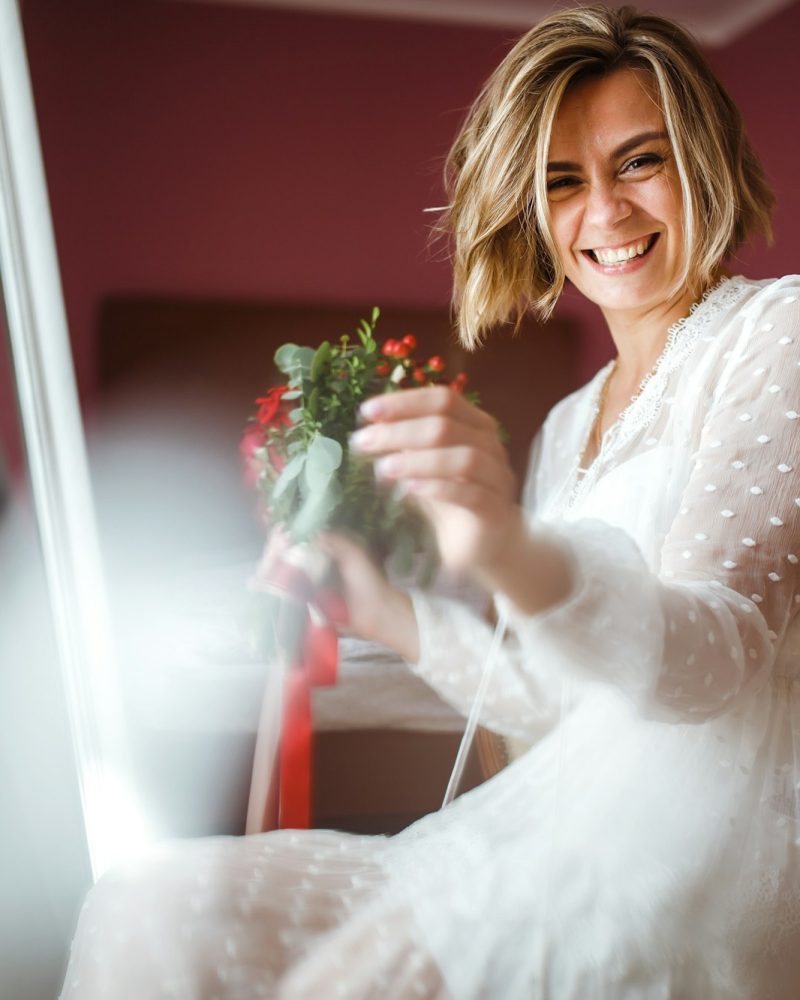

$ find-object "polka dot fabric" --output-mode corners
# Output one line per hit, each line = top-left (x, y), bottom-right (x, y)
(406, 277), (800, 995)
(411, 277), (800, 727)
(60, 278), (800, 1000)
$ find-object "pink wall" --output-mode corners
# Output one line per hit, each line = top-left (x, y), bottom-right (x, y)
(710, 6), (799, 278)
(2, 0), (798, 470)
(20, 0), (512, 394)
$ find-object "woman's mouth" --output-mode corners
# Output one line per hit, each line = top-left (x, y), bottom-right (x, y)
(582, 233), (659, 267)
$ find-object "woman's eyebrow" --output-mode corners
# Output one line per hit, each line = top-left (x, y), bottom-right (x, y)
(612, 129), (668, 159)
(546, 130), (669, 172)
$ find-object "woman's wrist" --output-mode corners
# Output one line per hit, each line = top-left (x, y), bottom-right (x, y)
(476, 515), (574, 617)
(377, 586), (420, 663)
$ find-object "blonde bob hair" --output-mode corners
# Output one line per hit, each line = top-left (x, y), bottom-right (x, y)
(442, 4), (775, 347)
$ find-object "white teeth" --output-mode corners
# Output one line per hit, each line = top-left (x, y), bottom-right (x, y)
(592, 237), (652, 265)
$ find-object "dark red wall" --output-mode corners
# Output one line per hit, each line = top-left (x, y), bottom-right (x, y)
(19, 0), (512, 391)
(2, 0), (798, 470)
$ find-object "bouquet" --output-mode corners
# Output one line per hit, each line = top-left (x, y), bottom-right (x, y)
(241, 308), (472, 831)
(242, 307), (471, 581)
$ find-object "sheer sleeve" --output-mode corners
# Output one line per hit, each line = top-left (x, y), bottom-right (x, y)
(650, 284), (800, 714)
(405, 430), (566, 744)
(406, 282), (800, 730)
(407, 587), (563, 743)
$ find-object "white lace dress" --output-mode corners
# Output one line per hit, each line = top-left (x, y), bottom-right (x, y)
(60, 275), (800, 1000)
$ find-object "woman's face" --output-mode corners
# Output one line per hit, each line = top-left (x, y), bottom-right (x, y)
(546, 66), (688, 325)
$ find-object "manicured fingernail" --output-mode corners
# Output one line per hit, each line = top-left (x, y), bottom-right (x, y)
(374, 456), (397, 480)
(349, 427), (375, 452)
(359, 397), (383, 420)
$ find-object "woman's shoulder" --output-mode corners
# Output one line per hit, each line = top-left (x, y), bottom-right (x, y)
(534, 274), (800, 448)
(695, 274), (800, 411)
(732, 273), (800, 317)
(717, 274), (800, 352)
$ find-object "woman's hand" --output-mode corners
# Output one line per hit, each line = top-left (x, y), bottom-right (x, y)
(255, 527), (420, 662)
(351, 387), (574, 616)
(316, 533), (420, 663)
(351, 386), (524, 589)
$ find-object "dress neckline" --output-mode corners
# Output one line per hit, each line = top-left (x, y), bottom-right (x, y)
(567, 274), (749, 509)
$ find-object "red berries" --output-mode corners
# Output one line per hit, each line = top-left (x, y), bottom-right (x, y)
(382, 339), (410, 359)
(378, 339), (466, 394)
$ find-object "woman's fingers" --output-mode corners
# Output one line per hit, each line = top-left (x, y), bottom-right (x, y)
(315, 532), (420, 660)
(347, 386), (521, 582)
(360, 385), (498, 434)
(315, 531), (379, 575)
(374, 445), (516, 499)
(351, 412), (504, 460)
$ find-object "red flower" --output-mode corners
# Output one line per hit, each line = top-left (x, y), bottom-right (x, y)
(427, 355), (445, 373)
(256, 386), (292, 426)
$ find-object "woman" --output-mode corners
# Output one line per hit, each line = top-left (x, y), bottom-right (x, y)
(61, 6), (798, 998)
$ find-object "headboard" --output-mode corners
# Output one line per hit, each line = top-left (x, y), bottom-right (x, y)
(95, 296), (581, 489)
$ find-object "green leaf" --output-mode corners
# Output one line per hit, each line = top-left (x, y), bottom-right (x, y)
(310, 340), (331, 381)
(272, 453), (305, 499)
(276, 342), (315, 376)
(274, 342), (300, 373)
(273, 475), (298, 515)
(307, 386), (320, 418)
(289, 406), (304, 422)
(371, 306), (380, 324)
(295, 346), (315, 369)
(282, 389), (302, 400)
(304, 434), (342, 492)
(291, 480), (341, 539)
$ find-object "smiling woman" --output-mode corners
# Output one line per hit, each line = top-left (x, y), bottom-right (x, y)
(443, 7), (773, 347)
(545, 68), (696, 459)
(59, 6), (800, 999)
(546, 72), (687, 321)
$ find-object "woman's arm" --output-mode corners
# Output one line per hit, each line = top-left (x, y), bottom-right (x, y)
(350, 281), (800, 721)
(317, 404), (574, 743)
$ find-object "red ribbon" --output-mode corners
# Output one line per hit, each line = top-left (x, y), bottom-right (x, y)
(257, 557), (348, 830)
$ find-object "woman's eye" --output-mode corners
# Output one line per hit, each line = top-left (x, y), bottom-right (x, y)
(622, 153), (663, 173)
(547, 176), (579, 193)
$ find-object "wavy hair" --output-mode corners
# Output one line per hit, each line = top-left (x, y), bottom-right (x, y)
(441, 5), (774, 347)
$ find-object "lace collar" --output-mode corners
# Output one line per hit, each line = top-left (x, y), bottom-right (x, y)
(565, 275), (750, 509)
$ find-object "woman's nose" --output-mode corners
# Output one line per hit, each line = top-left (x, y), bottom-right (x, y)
(584, 181), (632, 230)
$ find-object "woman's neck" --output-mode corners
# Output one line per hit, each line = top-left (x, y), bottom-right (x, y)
(601, 287), (697, 387)
(601, 272), (729, 386)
